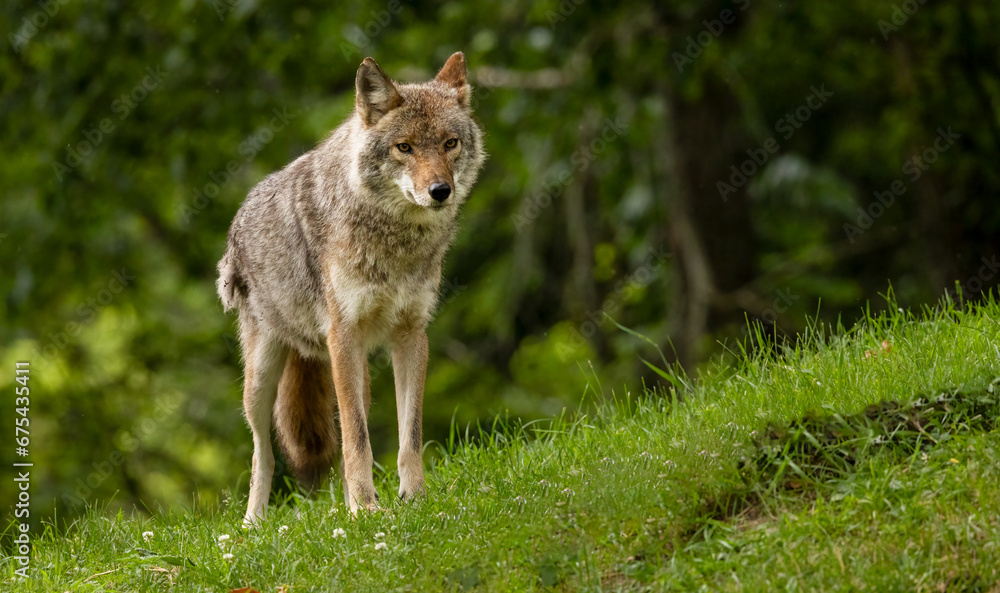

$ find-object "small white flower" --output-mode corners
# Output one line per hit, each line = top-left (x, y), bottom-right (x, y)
(278, 525), (289, 534)
(374, 542), (387, 551)
(562, 488), (575, 497)
(222, 553), (234, 561)
(217, 534), (230, 543)
(374, 532), (385, 539)
(514, 496), (526, 504)
(332, 527), (346, 538)
(142, 531), (154, 542)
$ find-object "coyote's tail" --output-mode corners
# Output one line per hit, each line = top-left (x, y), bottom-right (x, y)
(274, 350), (339, 491)
(216, 251), (247, 312)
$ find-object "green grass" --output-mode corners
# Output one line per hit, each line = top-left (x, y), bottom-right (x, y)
(7, 295), (1000, 591)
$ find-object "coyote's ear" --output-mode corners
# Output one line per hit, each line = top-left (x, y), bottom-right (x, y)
(435, 52), (470, 108)
(356, 57), (402, 127)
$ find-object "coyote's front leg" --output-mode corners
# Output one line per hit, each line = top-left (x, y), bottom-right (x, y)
(240, 323), (289, 526)
(392, 327), (428, 500)
(327, 326), (377, 512)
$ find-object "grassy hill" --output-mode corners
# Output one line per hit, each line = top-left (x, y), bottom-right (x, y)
(7, 296), (1000, 591)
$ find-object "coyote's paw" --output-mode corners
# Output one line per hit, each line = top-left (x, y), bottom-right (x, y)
(398, 482), (426, 502)
(242, 512), (264, 530)
(347, 489), (380, 516)
(347, 505), (383, 518)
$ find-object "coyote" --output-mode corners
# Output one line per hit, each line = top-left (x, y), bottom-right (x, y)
(216, 53), (485, 524)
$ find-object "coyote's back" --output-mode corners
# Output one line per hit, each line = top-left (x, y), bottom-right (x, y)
(217, 52), (485, 524)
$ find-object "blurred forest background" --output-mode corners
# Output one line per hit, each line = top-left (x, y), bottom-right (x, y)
(1, 0), (999, 525)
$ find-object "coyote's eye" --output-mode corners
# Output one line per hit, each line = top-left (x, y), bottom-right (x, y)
(444, 138), (459, 150)
(396, 143), (412, 153)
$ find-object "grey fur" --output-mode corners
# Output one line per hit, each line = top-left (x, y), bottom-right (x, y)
(218, 53), (486, 522)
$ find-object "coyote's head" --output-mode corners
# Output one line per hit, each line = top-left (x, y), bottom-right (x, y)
(353, 52), (486, 211)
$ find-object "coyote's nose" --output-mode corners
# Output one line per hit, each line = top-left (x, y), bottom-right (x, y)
(429, 182), (451, 202)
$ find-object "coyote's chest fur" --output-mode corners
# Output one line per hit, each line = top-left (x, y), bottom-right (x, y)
(324, 201), (455, 344)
